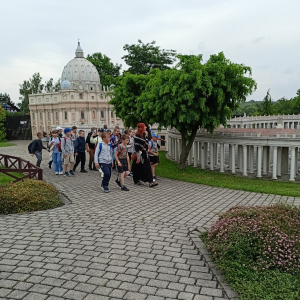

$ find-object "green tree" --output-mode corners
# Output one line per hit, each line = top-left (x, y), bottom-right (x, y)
(109, 72), (150, 128)
(0, 106), (7, 142)
(44, 78), (60, 93)
(142, 53), (257, 169)
(260, 89), (273, 115)
(0, 93), (15, 106)
(292, 89), (300, 114)
(122, 40), (176, 75)
(86, 52), (122, 87)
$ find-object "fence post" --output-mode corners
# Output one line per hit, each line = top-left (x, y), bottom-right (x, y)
(4, 155), (8, 168)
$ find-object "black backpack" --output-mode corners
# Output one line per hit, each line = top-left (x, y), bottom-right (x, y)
(28, 140), (34, 153)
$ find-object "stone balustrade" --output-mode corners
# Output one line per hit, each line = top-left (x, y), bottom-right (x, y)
(167, 128), (300, 181)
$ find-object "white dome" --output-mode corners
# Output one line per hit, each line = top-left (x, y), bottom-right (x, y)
(60, 42), (101, 90)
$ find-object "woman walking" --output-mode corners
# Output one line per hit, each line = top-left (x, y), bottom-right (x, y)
(132, 123), (158, 188)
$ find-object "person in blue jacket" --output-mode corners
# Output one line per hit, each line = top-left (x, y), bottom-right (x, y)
(74, 130), (87, 173)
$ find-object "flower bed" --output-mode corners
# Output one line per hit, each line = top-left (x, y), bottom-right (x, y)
(201, 203), (300, 300)
(0, 179), (61, 214)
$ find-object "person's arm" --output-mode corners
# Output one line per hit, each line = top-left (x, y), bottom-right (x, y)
(86, 135), (90, 152)
(94, 143), (100, 167)
(61, 138), (66, 156)
(74, 139), (78, 154)
(127, 152), (130, 170)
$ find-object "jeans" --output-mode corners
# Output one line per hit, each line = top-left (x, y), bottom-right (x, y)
(34, 151), (42, 167)
(100, 163), (111, 187)
(74, 152), (86, 170)
(52, 152), (62, 173)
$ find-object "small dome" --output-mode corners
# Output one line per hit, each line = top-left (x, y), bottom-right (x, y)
(61, 79), (71, 90)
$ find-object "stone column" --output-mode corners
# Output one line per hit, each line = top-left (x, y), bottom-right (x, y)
(209, 143), (214, 170)
(97, 108), (101, 125)
(257, 146), (262, 178)
(295, 147), (298, 176)
(50, 110), (54, 125)
(277, 147), (282, 176)
(229, 144), (232, 170)
(169, 137), (173, 158)
(59, 109), (63, 125)
(105, 108), (109, 125)
(108, 108), (111, 126)
(68, 108), (72, 125)
(220, 143), (224, 173)
(272, 146), (278, 179)
(114, 112), (117, 126)
(290, 147), (296, 181)
(193, 142), (198, 167)
(231, 144), (236, 174)
(249, 145), (254, 174)
(42, 110), (46, 131)
(88, 108), (92, 125)
(243, 145), (247, 176)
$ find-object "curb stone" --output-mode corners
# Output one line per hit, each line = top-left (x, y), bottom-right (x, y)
(188, 228), (239, 300)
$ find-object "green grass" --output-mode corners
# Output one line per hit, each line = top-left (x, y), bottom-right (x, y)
(0, 166), (23, 186)
(156, 151), (300, 197)
(0, 141), (15, 147)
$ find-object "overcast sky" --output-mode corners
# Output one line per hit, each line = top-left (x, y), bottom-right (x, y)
(1, 0), (300, 104)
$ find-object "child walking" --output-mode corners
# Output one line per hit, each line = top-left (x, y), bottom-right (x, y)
(94, 132), (113, 193)
(74, 130), (87, 173)
(30, 132), (47, 167)
(115, 134), (131, 191)
(48, 130), (63, 175)
(148, 132), (160, 181)
(61, 128), (75, 177)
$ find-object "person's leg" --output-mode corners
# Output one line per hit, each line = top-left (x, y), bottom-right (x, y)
(153, 163), (158, 176)
(35, 151), (42, 167)
(74, 154), (80, 170)
(89, 149), (95, 170)
(120, 172), (125, 186)
(151, 164), (155, 176)
(53, 153), (58, 173)
(81, 152), (86, 170)
(101, 164), (110, 187)
(69, 153), (75, 172)
(57, 153), (62, 172)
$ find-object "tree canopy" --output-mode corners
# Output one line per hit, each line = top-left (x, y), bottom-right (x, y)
(122, 40), (176, 75)
(111, 52), (257, 169)
(0, 106), (6, 142)
(19, 73), (60, 113)
(86, 52), (122, 87)
(0, 93), (14, 106)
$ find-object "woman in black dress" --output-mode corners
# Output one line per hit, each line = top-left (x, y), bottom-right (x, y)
(132, 123), (158, 187)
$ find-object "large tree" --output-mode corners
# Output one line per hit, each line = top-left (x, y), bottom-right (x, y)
(18, 73), (60, 113)
(0, 93), (15, 106)
(109, 72), (150, 128)
(122, 40), (176, 75)
(86, 52), (122, 87)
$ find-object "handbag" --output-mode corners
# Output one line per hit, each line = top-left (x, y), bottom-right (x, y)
(131, 140), (146, 162)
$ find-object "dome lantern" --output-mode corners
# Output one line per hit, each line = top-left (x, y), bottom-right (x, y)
(75, 40), (84, 58)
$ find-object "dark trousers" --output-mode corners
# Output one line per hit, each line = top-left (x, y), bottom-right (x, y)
(74, 152), (86, 170)
(100, 163), (111, 187)
(89, 148), (95, 169)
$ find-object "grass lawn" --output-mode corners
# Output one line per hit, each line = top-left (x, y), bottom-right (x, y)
(0, 141), (15, 147)
(156, 151), (300, 197)
(0, 166), (23, 186)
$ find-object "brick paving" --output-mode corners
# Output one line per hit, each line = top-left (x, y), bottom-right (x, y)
(1, 141), (299, 300)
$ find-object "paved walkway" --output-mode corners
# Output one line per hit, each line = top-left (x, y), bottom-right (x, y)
(1, 141), (299, 300)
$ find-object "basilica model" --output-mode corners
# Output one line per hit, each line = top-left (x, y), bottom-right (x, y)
(29, 42), (123, 136)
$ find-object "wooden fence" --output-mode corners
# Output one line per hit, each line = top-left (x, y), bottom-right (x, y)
(0, 154), (43, 183)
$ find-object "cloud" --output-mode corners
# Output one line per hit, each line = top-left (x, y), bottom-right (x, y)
(253, 37), (265, 44)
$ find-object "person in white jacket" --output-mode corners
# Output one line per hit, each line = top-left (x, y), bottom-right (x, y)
(90, 129), (104, 177)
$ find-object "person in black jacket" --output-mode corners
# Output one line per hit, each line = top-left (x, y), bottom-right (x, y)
(86, 127), (97, 171)
(30, 132), (47, 167)
(74, 130), (87, 173)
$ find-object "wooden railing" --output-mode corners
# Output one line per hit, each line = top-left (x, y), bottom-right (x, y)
(0, 154), (43, 183)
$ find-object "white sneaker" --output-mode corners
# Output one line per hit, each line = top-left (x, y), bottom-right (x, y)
(101, 172), (104, 178)
(55, 172), (59, 175)
(59, 172), (63, 175)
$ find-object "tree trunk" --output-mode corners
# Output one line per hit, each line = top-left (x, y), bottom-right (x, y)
(178, 127), (198, 170)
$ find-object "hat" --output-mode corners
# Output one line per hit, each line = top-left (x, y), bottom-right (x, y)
(56, 127), (63, 130)
(151, 132), (160, 138)
(64, 128), (72, 134)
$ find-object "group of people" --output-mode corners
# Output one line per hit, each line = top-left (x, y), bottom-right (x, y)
(29, 123), (162, 192)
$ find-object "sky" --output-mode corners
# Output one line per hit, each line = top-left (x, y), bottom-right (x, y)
(1, 0), (300, 104)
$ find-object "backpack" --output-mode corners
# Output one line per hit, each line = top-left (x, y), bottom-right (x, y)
(112, 145), (123, 161)
(58, 137), (69, 152)
(28, 140), (34, 153)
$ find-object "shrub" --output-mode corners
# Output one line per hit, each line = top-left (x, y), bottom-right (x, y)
(0, 179), (61, 214)
(0, 106), (7, 142)
(202, 203), (300, 299)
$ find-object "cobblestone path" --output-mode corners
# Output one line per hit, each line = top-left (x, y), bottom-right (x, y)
(1, 141), (299, 300)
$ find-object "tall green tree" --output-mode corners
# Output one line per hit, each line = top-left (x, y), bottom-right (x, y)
(122, 40), (176, 75)
(86, 52), (122, 87)
(260, 89), (273, 115)
(44, 78), (60, 93)
(0, 93), (15, 106)
(0, 106), (6, 142)
(109, 72), (150, 128)
(292, 89), (300, 114)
